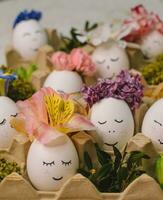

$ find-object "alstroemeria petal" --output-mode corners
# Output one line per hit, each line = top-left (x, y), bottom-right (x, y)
(10, 117), (26, 135)
(65, 114), (95, 132)
(35, 123), (67, 146)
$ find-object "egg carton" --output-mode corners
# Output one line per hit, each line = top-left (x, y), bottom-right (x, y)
(0, 172), (162, 200)
(0, 131), (161, 200)
(0, 138), (31, 174)
(0, 133), (162, 200)
(6, 28), (60, 68)
(81, 42), (148, 71)
(126, 46), (149, 70)
(5, 28), (61, 90)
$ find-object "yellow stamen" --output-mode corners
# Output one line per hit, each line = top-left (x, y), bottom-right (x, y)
(44, 94), (75, 128)
(90, 169), (96, 174)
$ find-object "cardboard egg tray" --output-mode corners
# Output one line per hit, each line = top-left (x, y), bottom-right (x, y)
(0, 131), (163, 200)
(0, 172), (162, 200)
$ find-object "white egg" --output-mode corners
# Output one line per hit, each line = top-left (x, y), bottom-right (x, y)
(43, 70), (84, 93)
(142, 98), (163, 151)
(92, 42), (129, 79)
(90, 97), (134, 151)
(12, 19), (48, 60)
(0, 96), (19, 149)
(141, 31), (163, 59)
(27, 133), (79, 191)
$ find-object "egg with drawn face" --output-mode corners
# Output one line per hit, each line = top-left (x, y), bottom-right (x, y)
(92, 43), (129, 79)
(141, 31), (163, 59)
(90, 97), (134, 151)
(142, 99), (163, 151)
(27, 132), (79, 191)
(0, 96), (19, 149)
(43, 70), (84, 94)
(12, 19), (47, 60)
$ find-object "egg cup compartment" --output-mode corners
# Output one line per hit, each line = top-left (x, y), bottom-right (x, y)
(0, 138), (31, 184)
(0, 130), (162, 199)
(126, 47), (149, 70)
(5, 29), (61, 90)
(0, 171), (162, 200)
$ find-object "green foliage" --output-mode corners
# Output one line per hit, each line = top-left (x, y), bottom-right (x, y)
(84, 21), (98, 32)
(14, 65), (37, 82)
(0, 158), (21, 182)
(155, 155), (163, 190)
(6, 65), (36, 101)
(78, 144), (150, 193)
(60, 21), (98, 52)
(140, 54), (163, 85)
(7, 79), (35, 102)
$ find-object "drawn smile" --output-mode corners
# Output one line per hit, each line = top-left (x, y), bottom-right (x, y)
(158, 139), (163, 145)
(31, 48), (38, 51)
(108, 73), (115, 79)
(104, 141), (118, 146)
(52, 176), (63, 181)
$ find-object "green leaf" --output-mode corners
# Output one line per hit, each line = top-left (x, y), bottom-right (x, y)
(127, 169), (145, 183)
(15, 67), (27, 80)
(97, 175), (111, 192)
(127, 151), (150, 170)
(95, 163), (112, 181)
(26, 64), (37, 81)
(113, 145), (122, 171)
(14, 65), (37, 81)
(84, 152), (93, 170)
(77, 168), (91, 178)
(95, 143), (112, 165)
(118, 167), (128, 181)
(84, 21), (98, 32)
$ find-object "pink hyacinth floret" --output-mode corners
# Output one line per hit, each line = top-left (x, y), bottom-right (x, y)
(50, 48), (96, 76)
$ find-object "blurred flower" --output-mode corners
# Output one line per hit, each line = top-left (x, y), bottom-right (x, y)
(13, 10), (42, 28)
(51, 48), (96, 76)
(0, 69), (17, 96)
(120, 4), (163, 42)
(11, 87), (94, 144)
(81, 70), (144, 110)
(51, 52), (73, 70)
(70, 48), (96, 76)
(140, 54), (163, 85)
(77, 22), (123, 46)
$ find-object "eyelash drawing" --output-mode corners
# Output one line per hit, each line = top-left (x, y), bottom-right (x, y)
(35, 30), (42, 34)
(98, 121), (107, 125)
(97, 59), (105, 64)
(154, 41), (159, 44)
(114, 119), (123, 123)
(0, 119), (6, 126)
(61, 160), (72, 166)
(10, 113), (18, 117)
(154, 120), (162, 126)
(43, 161), (55, 166)
(23, 32), (30, 37)
(110, 57), (119, 62)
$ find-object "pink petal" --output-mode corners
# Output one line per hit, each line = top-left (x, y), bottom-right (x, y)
(35, 123), (67, 146)
(65, 114), (95, 132)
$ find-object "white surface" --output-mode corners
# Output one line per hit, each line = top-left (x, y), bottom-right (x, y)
(12, 19), (48, 59)
(0, 0), (163, 64)
(27, 134), (79, 191)
(90, 97), (134, 151)
(142, 98), (163, 151)
(0, 96), (19, 149)
(44, 70), (84, 93)
(92, 42), (129, 79)
(141, 30), (163, 59)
